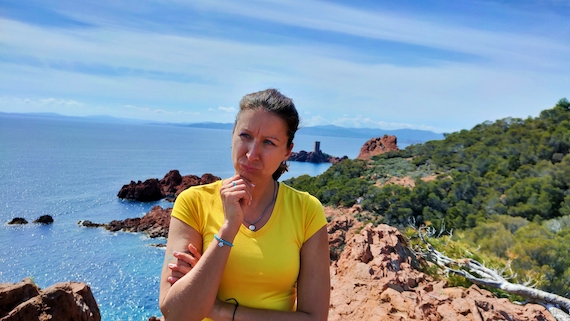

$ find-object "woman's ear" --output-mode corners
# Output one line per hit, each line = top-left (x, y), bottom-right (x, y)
(284, 142), (294, 161)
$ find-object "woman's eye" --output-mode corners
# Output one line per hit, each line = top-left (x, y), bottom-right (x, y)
(264, 140), (275, 146)
(239, 133), (250, 139)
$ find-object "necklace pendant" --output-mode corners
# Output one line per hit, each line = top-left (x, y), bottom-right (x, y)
(248, 225), (256, 231)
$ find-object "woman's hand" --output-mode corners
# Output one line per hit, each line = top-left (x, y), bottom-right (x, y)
(167, 243), (201, 284)
(219, 174), (254, 228)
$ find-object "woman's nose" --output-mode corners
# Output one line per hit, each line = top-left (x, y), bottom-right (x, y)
(246, 142), (261, 161)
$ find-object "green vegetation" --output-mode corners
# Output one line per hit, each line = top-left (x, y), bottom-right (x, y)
(285, 98), (570, 297)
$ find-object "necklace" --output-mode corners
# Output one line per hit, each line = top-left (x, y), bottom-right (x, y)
(243, 181), (277, 231)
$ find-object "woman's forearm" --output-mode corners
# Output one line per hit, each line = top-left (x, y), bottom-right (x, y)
(160, 224), (238, 321)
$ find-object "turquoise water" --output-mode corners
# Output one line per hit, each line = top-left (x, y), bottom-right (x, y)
(0, 113), (367, 320)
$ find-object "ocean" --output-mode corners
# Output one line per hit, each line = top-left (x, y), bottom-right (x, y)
(0, 113), (372, 321)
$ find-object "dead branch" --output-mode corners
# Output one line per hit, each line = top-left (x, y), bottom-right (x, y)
(412, 226), (570, 320)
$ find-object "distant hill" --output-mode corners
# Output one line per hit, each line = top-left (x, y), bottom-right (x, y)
(296, 125), (443, 143)
(0, 112), (443, 143)
(0, 112), (147, 124)
(183, 123), (444, 144)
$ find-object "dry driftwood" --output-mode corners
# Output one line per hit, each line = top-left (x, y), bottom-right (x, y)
(413, 226), (570, 321)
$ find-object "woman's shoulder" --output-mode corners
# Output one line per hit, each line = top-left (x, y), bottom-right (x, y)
(279, 182), (322, 206)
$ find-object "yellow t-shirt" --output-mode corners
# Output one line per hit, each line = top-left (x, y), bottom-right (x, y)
(171, 180), (326, 317)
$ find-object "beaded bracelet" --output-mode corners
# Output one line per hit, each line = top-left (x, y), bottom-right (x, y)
(214, 234), (234, 247)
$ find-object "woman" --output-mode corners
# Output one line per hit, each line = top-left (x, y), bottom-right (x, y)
(159, 89), (330, 321)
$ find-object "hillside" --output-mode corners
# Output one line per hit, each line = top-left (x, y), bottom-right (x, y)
(285, 98), (570, 298)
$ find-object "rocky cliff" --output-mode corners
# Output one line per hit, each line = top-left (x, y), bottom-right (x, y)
(357, 135), (399, 160)
(326, 209), (554, 320)
(0, 278), (100, 321)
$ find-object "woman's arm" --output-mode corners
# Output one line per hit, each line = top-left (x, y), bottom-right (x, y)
(159, 216), (239, 321)
(207, 226), (330, 321)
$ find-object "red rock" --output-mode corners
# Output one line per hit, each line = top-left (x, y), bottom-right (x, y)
(118, 170), (220, 202)
(357, 135), (399, 160)
(105, 206), (172, 238)
(117, 178), (162, 202)
(328, 222), (556, 321)
(0, 278), (100, 321)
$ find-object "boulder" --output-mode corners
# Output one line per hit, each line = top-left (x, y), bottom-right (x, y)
(33, 215), (54, 224)
(0, 278), (100, 321)
(357, 135), (399, 160)
(7, 217), (27, 225)
(80, 220), (104, 228)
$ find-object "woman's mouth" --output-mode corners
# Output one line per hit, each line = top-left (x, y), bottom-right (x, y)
(240, 164), (257, 173)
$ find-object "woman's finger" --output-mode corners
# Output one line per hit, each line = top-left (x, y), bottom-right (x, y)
(221, 175), (253, 206)
(169, 262), (193, 275)
(187, 243), (201, 261)
(167, 276), (180, 285)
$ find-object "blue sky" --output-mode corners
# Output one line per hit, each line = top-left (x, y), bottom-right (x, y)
(1, 0), (568, 133)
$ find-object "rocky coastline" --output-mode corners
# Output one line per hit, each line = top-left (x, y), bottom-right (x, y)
(3, 136), (558, 320)
(117, 170), (220, 202)
(80, 205), (171, 239)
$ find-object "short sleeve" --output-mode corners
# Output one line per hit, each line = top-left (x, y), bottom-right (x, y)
(171, 187), (202, 233)
(302, 193), (327, 242)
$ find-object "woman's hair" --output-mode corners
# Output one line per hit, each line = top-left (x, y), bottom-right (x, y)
(235, 88), (299, 180)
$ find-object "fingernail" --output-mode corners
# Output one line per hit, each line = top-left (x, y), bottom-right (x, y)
(168, 263), (175, 268)
(173, 251), (179, 256)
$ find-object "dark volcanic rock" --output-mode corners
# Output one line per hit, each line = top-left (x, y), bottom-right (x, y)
(8, 217), (28, 225)
(0, 278), (100, 321)
(118, 170), (220, 202)
(289, 151), (348, 164)
(33, 215), (54, 224)
(118, 178), (163, 202)
(80, 220), (104, 228)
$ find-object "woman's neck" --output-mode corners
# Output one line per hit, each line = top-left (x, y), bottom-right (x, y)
(249, 178), (276, 205)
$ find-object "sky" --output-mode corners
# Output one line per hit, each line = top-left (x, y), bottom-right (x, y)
(0, 0), (569, 133)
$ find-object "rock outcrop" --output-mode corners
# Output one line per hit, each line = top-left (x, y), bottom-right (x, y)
(7, 216), (55, 225)
(357, 135), (399, 160)
(288, 150), (348, 164)
(0, 278), (100, 321)
(117, 170), (220, 202)
(327, 219), (555, 321)
(81, 206), (171, 238)
(7, 217), (28, 225)
(33, 215), (54, 224)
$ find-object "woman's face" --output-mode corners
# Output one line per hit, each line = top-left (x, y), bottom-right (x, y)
(232, 108), (293, 183)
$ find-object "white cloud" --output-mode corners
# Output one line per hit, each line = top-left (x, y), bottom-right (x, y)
(218, 106), (236, 113)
